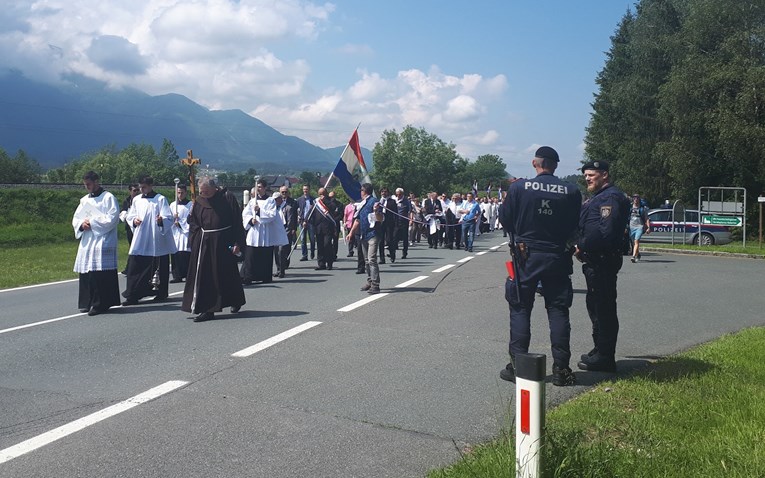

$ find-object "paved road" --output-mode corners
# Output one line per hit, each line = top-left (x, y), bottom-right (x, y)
(0, 235), (763, 477)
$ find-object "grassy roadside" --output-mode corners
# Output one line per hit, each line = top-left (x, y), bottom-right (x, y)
(429, 327), (765, 477)
(643, 242), (765, 257)
(0, 237), (130, 289)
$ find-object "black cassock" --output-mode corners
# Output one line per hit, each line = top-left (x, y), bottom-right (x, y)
(182, 188), (246, 314)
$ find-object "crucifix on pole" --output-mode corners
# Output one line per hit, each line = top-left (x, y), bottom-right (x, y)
(182, 149), (201, 201)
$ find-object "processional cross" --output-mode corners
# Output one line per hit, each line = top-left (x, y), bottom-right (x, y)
(181, 149), (201, 201)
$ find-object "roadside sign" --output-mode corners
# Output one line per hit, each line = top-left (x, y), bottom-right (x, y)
(701, 215), (743, 226)
(759, 196), (765, 203)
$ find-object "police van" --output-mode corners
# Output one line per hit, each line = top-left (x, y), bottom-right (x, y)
(642, 209), (733, 245)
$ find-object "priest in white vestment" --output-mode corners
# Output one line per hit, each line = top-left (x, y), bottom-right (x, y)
(122, 175), (177, 305)
(72, 170), (121, 316)
(170, 184), (193, 283)
(241, 179), (280, 284)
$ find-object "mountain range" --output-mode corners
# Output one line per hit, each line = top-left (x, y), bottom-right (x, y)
(0, 70), (371, 173)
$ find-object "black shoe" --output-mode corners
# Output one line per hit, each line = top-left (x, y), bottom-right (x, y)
(327, 264), (333, 270)
(120, 269), (128, 276)
(315, 266), (327, 270)
(355, 270), (366, 274)
(360, 283), (372, 291)
(299, 256), (308, 261)
(401, 254), (407, 259)
(87, 307), (101, 316)
(577, 354), (616, 372)
(499, 363), (516, 382)
(273, 272), (280, 277)
(230, 305), (241, 313)
(580, 348), (598, 363)
(121, 299), (138, 306)
(310, 253), (315, 259)
(552, 365), (576, 386)
(278, 272), (285, 278)
(193, 312), (214, 322)
(379, 259), (386, 264)
(390, 257), (395, 263)
(428, 244), (434, 249)
(79, 308), (89, 313)
(367, 286), (380, 294)
(242, 279), (252, 285)
(169, 278), (182, 283)
(347, 252), (354, 257)
(468, 248), (473, 252)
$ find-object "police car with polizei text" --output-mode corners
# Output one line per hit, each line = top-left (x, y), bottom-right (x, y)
(641, 209), (732, 245)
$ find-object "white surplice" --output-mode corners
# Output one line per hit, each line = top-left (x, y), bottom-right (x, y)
(243, 196), (287, 246)
(169, 200), (193, 252)
(126, 193), (177, 256)
(72, 190), (120, 273)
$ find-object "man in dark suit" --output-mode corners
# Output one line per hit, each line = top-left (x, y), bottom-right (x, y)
(422, 191), (444, 249)
(296, 185), (316, 261)
(311, 187), (340, 270)
(275, 185), (298, 278)
(377, 187), (397, 263)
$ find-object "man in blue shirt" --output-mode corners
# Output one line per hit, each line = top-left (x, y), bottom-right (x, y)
(345, 183), (384, 294)
(499, 146), (581, 386)
(575, 160), (630, 373)
(458, 192), (481, 252)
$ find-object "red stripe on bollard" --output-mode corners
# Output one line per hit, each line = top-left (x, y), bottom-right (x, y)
(520, 389), (530, 434)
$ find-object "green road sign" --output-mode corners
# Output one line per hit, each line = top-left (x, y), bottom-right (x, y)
(701, 215), (742, 226)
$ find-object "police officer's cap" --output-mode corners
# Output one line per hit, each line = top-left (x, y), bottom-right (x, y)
(581, 160), (609, 173)
(534, 146), (559, 162)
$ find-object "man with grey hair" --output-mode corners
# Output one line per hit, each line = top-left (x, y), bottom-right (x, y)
(181, 176), (246, 322)
(392, 187), (412, 260)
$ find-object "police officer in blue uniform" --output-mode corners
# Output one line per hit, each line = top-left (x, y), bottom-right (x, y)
(575, 160), (630, 373)
(499, 146), (581, 386)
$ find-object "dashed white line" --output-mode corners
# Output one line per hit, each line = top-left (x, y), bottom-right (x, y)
(457, 256), (474, 263)
(476, 251), (488, 256)
(337, 293), (389, 312)
(490, 245), (502, 250)
(432, 264), (455, 273)
(0, 380), (188, 465)
(0, 279), (79, 293)
(395, 276), (429, 288)
(231, 321), (323, 357)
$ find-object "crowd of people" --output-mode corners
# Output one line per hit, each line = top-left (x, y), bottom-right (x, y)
(71, 172), (506, 322)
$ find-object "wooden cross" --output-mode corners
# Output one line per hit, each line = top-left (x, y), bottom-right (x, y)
(181, 149), (201, 200)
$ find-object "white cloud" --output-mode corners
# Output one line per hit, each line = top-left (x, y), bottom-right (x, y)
(1, 0), (518, 165)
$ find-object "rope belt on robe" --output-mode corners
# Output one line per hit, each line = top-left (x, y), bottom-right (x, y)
(190, 225), (232, 312)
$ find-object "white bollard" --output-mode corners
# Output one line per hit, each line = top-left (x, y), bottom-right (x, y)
(515, 353), (546, 478)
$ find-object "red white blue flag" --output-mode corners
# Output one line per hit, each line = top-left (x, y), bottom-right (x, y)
(332, 129), (371, 202)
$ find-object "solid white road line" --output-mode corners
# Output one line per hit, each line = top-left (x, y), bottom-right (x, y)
(457, 256), (474, 263)
(337, 294), (389, 313)
(0, 313), (86, 335)
(0, 380), (188, 465)
(0, 279), (78, 293)
(231, 321), (323, 357)
(432, 264), (455, 273)
(395, 276), (429, 288)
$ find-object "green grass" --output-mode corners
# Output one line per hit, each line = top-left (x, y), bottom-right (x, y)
(0, 233), (130, 289)
(429, 327), (765, 477)
(644, 242), (765, 257)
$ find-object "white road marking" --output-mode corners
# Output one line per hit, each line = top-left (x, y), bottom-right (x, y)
(432, 264), (455, 273)
(0, 279), (78, 293)
(336, 294), (389, 312)
(395, 276), (429, 288)
(476, 251), (488, 255)
(0, 313), (86, 335)
(490, 245), (501, 250)
(0, 290), (185, 336)
(0, 380), (188, 465)
(232, 321), (323, 357)
(457, 256), (474, 263)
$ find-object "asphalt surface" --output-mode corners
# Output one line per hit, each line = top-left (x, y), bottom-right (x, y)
(1, 233), (763, 477)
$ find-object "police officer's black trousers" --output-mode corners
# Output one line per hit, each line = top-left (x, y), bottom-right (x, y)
(505, 252), (573, 369)
(582, 255), (622, 358)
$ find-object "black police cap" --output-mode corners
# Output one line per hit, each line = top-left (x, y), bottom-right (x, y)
(534, 146), (559, 162)
(581, 160), (609, 173)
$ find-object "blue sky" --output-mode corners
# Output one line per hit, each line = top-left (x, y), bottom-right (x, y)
(0, 0), (634, 177)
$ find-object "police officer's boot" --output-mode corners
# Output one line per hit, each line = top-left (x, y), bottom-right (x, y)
(577, 353), (616, 373)
(552, 365), (576, 386)
(499, 362), (516, 382)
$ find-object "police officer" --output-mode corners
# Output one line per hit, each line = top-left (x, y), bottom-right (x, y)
(499, 146), (581, 386)
(575, 160), (630, 373)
